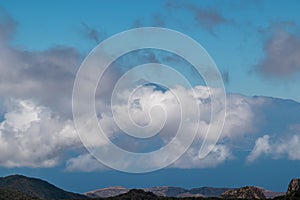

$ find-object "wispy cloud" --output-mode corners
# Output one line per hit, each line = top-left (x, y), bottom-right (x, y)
(255, 22), (300, 78)
(131, 1), (230, 35)
(80, 23), (105, 43)
(222, 70), (230, 85)
(0, 8), (17, 42)
(165, 1), (230, 34)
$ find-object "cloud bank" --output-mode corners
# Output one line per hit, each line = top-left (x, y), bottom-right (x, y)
(0, 10), (299, 172)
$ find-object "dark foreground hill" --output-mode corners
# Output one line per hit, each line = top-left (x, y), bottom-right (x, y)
(0, 188), (41, 200)
(0, 175), (87, 200)
(96, 189), (221, 200)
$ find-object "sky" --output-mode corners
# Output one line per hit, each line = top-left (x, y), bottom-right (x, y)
(0, 0), (300, 194)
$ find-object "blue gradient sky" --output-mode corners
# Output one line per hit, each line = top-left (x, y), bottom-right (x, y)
(2, 0), (300, 101)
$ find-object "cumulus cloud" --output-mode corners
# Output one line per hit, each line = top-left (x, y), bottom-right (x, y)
(247, 135), (271, 162)
(0, 10), (86, 168)
(1, 10), (299, 172)
(67, 84), (265, 171)
(0, 99), (80, 168)
(0, 11), (240, 170)
(0, 12), (80, 118)
(275, 135), (300, 160)
(255, 23), (300, 78)
(248, 125), (300, 162)
(97, 85), (260, 144)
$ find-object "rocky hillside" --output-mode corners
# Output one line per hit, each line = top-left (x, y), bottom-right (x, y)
(285, 178), (300, 199)
(287, 179), (300, 194)
(221, 186), (266, 199)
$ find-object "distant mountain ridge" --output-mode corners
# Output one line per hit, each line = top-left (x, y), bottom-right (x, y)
(0, 174), (87, 200)
(144, 186), (190, 197)
(85, 186), (229, 198)
(85, 185), (283, 199)
(189, 187), (231, 197)
(84, 186), (129, 198)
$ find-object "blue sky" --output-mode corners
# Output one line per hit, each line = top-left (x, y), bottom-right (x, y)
(0, 0), (300, 194)
(2, 0), (300, 102)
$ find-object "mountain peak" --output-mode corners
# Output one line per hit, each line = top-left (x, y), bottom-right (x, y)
(221, 186), (266, 199)
(287, 178), (300, 198)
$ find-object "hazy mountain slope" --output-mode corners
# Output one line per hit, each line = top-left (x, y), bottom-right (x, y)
(144, 186), (189, 197)
(189, 187), (230, 197)
(258, 188), (285, 199)
(85, 186), (129, 198)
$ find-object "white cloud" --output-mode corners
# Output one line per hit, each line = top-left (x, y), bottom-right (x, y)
(222, 94), (264, 138)
(68, 85), (264, 171)
(0, 99), (80, 168)
(65, 154), (107, 172)
(247, 129), (300, 162)
(2, 12), (295, 171)
(0, 13), (80, 118)
(247, 135), (271, 162)
(171, 144), (232, 169)
(274, 135), (300, 160)
(0, 81), (266, 171)
(1, 100), (40, 132)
